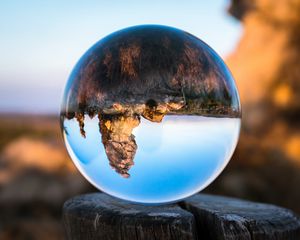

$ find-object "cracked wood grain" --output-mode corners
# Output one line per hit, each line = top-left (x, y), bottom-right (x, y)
(63, 193), (300, 240)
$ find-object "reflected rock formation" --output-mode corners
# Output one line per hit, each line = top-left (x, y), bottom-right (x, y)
(61, 25), (240, 177)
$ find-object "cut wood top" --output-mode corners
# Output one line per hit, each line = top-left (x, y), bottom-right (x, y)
(63, 193), (300, 240)
(183, 194), (300, 240)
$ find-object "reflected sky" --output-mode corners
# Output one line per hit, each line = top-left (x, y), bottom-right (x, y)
(63, 115), (240, 203)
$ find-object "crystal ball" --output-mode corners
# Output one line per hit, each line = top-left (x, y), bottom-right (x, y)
(61, 25), (241, 204)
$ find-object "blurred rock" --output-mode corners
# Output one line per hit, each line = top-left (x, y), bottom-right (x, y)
(219, 0), (300, 213)
(227, 0), (300, 132)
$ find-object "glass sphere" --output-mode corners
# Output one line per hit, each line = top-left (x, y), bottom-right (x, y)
(61, 25), (241, 204)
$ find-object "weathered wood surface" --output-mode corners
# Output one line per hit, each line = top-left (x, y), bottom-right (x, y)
(63, 193), (300, 240)
(63, 193), (196, 240)
(182, 194), (300, 240)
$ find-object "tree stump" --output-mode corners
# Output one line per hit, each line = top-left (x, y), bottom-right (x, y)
(63, 193), (300, 240)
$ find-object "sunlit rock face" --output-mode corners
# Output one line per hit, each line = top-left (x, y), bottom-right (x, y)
(98, 114), (140, 178)
(61, 25), (240, 178)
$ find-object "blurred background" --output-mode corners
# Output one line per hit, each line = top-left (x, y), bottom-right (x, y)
(1, 0), (300, 239)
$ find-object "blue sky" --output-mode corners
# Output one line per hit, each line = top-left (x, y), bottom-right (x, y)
(0, 0), (241, 114)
